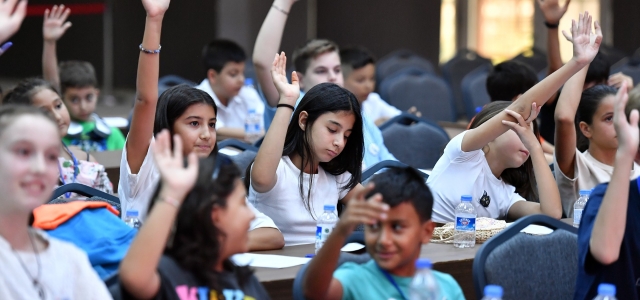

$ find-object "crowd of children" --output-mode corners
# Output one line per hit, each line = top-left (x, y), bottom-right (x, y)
(0, 0), (638, 299)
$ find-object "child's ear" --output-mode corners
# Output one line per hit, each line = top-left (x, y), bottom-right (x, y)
(579, 121), (593, 138)
(298, 111), (309, 131)
(210, 204), (223, 226)
(207, 69), (219, 85)
(420, 220), (435, 244)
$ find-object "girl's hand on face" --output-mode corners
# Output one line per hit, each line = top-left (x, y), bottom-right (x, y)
(335, 183), (389, 236)
(612, 82), (640, 156)
(562, 11), (602, 66)
(152, 129), (199, 202)
(141, 0), (170, 19)
(501, 103), (543, 151)
(270, 52), (300, 106)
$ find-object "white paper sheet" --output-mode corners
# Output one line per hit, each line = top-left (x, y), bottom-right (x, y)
(231, 253), (311, 268)
(219, 147), (240, 156)
(340, 243), (365, 252)
(506, 223), (555, 235)
(103, 117), (129, 128)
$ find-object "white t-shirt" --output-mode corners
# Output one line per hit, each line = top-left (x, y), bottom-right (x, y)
(361, 92), (401, 122)
(0, 230), (111, 300)
(196, 79), (265, 129)
(427, 131), (525, 223)
(119, 141), (278, 230)
(554, 149), (640, 217)
(248, 156), (352, 246)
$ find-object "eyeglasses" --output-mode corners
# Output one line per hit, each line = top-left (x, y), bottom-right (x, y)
(212, 155), (234, 181)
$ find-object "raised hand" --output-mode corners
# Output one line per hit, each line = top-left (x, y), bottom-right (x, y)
(152, 129), (199, 202)
(537, 0), (570, 24)
(608, 72), (634, 92)
(270, 52), (300, 106)
(335, 184), (389, 236)
(43, 5), (72, 42)
(562, 11), (603, 65)
(501, 103), (543, 152)
(613, 82), (639, 156)
(141, 0), (170, 19)
(0, 0), (27, 44)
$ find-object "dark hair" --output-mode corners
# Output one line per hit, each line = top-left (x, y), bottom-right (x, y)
(293, 39), (340, 74)
(585, 52), (610, 86)
(340, 46), (376, 75)
(59, 61), (98, 94)
(469, 101), (539, 202)
(3, 78), (59, 106)
(202, 39), (246, 75)
(0, 104), (57, 137)
(486, 60), (538, 101)
(575, 85), (618, 152)
(366, 166), (433, 222)
(148, 155), (251, 289)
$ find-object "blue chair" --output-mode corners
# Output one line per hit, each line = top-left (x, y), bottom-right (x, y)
(362, 160), (415, 183)
(158, 75), (196, 95)
(473, 214), (578, 300)
(386, 74), (456, 123)
(51, 183), (120, 214)
(461, 65), (491, 120)
(378, 66), (434, 101)
(611, 62), (640, 87)
(510, 48), (548, 73)
(441, 49), (493, 118)
(376, 49), (435, 89)
(217, 139), (259, 152)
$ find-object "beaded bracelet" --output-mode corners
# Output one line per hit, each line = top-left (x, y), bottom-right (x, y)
(139, 44), (162, 54)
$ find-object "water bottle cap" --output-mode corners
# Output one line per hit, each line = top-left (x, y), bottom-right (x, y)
(244, 78), (254, 86)
(324, 205), (335, 211)
(461, 195), (472, 202)
(414, 258), (432, 269)
(579, 190), (591, 196)
(248, 108), (256, 114)
(484, 285), (503, 297)
(598, 283), (616, 296)
(126, 210), (139, 217)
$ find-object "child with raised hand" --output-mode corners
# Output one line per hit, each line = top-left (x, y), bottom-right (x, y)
(3, 78), (114, 197)
(119, 129), (270, 300)
(428, 11), (602, 223)
(248, 53), (365, 246)
(0, 0), (26, 45)
(302, 166), (464, 300)
(574, 83), (640, 300)
(0, 105), (111, 299)
(42, 5), (126, 152)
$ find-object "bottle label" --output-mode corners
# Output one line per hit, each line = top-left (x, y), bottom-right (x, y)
(455, 216), (476, 231)
(316, 225), (333, 242)
(574, 209), (583, 225)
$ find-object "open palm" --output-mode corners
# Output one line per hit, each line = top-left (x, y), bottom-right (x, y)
(563, 12), (602, 65)
(537, 0), (570, 24)
(152, 130), (198, 202)
(141, 0), (170, 18)
(613, 83), (639, 155)
(270, 52), (300, 106)
(0, 0), (27, 44)
(43, 5), (72, 42)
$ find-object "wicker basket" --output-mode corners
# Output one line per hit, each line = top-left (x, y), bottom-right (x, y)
(431, 218), (507, 244)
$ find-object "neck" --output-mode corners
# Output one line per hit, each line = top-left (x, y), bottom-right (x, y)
(587, 144), (616, 166)
(211, 85), (230, 107)
(483, 147), (506, 179)
(0, 215), (32, 251)
(289, 153), (319, 174)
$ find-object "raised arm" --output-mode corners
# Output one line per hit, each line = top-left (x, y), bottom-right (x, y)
(126, 0), (169, 174)
(554, 65), (589, 177)
(538, 0), (569, 75)
(119, 130), (198, 300)
(250, 52), (300, 193)
(589, 82), (637, 264)
(461, 12), (602, 152)
(253, 0), (298, 107)
(42, 5), (72, 91)
(0, 0), (26, 45)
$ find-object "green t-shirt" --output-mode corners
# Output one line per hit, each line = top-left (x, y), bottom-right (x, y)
(333, 260), (465, 300)
(63, 120), (125, 152)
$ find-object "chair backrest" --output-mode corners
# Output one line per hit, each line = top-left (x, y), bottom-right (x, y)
(461, 66), (491, 119)
(51, 183), (120, 205)
(386, 74), (456, 123)
(441, 49), (493, 118)
(473, 215), (578, 300)
(378, 66), (433, 101)
(158, 75), (196, 95)
(217, 139), (259, 152)
(382, 121), (450, 170)
(292, 253), (372, 300)
(227, 150), (258, 176)
(510, 48), (548, 73)
(611, 63), (640, 87)
(361, 160), (410, 182)
(376, 50), (435, 86)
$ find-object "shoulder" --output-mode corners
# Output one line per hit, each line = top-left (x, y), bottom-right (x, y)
(432, 271), (464, 299)
(334, 260), (376, 282)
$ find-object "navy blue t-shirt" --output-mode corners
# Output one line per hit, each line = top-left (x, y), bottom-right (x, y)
(574, 180), (640, 300)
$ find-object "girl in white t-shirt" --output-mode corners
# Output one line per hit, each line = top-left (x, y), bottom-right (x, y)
(554, 64), (640, 217)
(0, 105), (111, 300)
(248, 53), (365, 245)
(428, 11), (601, 222)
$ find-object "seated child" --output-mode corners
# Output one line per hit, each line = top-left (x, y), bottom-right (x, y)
(196, 39), (265, 142)
(302, 166), (464, 300)
(574, 83), (640, 300)
(0, 105), (111, 299)
(340, 46), (401, 126)
(120, 129), (270, 299)
(42, 5), (125, 152)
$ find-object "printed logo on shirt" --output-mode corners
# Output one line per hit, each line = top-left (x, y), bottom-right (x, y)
(175, 285), (257, 300)
(69, 139), (108, 152)
(479, 191), (491, 207)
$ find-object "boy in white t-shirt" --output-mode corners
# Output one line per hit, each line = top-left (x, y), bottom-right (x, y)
(196, 39), (265, 142)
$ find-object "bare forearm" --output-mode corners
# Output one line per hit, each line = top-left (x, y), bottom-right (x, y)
(303, 228), (349, 300)
(42, 40), (60, 90)
(248, 228), (285, 251)
(547, 28), (563, 75)
(589, 152), (632, 264)
(251, 105), (292, 191)
(530, 146), (562, 218)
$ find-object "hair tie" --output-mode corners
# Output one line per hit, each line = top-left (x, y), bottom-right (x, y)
(277, 104), (295, 111)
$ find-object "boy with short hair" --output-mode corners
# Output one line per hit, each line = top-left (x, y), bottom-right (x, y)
(196, 39), (265, 142)
(302, 166), (464, 300)
(574, 83), (640, 300)
(42, 5), (125, 152)
(486, 60), (539, 102)
(340, 46), (402, 126)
